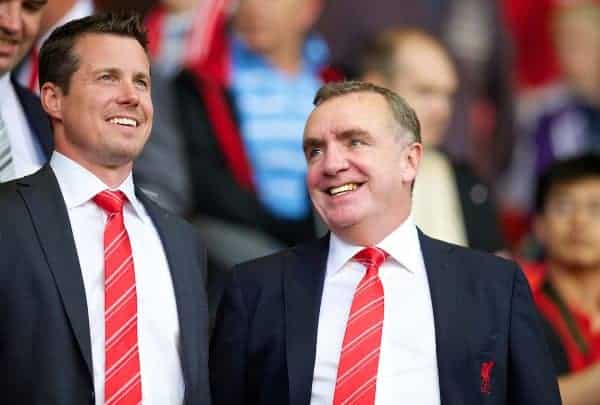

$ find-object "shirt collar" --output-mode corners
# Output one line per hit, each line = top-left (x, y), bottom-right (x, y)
(327, 215), (423, 277)
(0, 74), (12, 108)
(49, 151), (145, 220)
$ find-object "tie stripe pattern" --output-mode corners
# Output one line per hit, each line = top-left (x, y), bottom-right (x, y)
(333, 247), (389, 405)
(0, 112), (15, 182)
(93, 190), (142, 405)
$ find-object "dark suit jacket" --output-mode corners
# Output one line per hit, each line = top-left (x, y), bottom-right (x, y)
(210, 233), (561, 405)
(0, 166), (211, 405)
(11, 76), (53, 159)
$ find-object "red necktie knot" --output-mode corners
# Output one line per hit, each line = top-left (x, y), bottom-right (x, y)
(353, 247), (389, 276)
(93, 190), (127, 214)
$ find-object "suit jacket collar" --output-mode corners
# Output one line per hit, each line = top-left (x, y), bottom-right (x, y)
(284, 234), (329, 405)
(16, 166), (93, 377)
(284, 231), (471, 405)
(419, 231), (473, 405)
(16, 166), (206, 402)
(135, 190), (208, 404)
(11, 75), (53, 159)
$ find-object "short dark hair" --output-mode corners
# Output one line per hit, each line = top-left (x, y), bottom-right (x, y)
(313, 80), (421, 143)
(535, 153), (600, 213)
(39, 11), (148, 94)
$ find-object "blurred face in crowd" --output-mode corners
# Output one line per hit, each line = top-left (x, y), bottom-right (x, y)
(233, 0), (321, 56)
(0, 0), (46, 76)
(535, 178), (600, 272)
(554, 7), (600, 102)
(41, 33), (153, 174)
(304, 92), (421, 245)
(387, 38), (457, 148)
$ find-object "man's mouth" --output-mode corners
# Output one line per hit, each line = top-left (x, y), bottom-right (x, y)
(328, 182), (362, 196)
(107, 117), (139, 127)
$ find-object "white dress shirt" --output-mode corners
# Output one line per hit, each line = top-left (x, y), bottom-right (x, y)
(0, 74), (45, 181)
(311, 217), (441, 405)
(50, 152), (184, 405)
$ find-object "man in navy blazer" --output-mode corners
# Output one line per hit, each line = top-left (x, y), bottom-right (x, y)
(0, 13), (210, 404)
(210, 81), (561, 405)
(0, 0), (53, 182)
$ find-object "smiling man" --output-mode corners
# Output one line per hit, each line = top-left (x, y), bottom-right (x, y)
(0, 12), (210, 405)
(210, 81), (561, 405)
(0, 0), (53, 182)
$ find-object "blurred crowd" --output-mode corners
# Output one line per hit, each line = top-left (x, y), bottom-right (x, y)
(3, 0), (600, 402)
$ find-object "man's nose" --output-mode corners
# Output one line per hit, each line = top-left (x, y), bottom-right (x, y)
(117, 80), (140, 106)
(0, 1), (23, 35)
(322, 146), (349, 175)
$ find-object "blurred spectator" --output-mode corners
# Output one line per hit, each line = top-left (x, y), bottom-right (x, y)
(153, 0), (337, 268)
(359, 28), (503, 252)
(16, 0), (95, 93)
(318, 0), (514, 181)
(523, 154), (600, 404)
(501, 1), (600, 241)
(144, 0), (200, 76)
(0, 0), (52, 183)
(503, 0), (561, 91)
(134, 0), (211, 216)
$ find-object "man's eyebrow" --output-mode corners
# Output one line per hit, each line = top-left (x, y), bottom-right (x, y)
(337, 128), (372, 141)
(303, 137), (324, 151)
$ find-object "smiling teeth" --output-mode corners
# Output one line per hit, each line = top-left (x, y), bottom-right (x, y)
(109, 117), (138, 127)
(330, 183), (358, 195)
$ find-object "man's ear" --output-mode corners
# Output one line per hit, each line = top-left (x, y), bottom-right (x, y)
(401, 142), (422, 184)
(40, 82), (63, 122)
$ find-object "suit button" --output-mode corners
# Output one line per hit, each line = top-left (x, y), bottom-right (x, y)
(90, 390), (95, 403)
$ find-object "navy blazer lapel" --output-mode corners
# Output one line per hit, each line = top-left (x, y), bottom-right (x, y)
(137, 191), (208, 402)
(419, 231), (473, 405)
(12, 77), (53, 158)
(285, 235), (329, 405)
(17, 166), (93, 377)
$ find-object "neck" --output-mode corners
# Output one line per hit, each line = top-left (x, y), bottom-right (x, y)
(263, 40), (304, 75)
(335, 212), (410, 247)
(55, 150), (132, 189)
(548, 262), (600, 314)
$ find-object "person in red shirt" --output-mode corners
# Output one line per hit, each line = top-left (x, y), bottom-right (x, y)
(525, 153), (600, 404)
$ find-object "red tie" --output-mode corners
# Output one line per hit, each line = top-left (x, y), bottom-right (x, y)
(333, 247), (389, 405)
(93, 191), (142, 405)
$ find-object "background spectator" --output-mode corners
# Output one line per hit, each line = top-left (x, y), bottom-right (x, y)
(359, 28), (503, 252)
(0, 0), (52, 183)
(523, 154), (600, 404)
(163, 0), (337, 269)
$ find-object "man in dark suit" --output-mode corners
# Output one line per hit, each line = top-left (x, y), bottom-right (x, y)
(0, 0), (53, 182)
(210, 81), (561, 404)
(0, 12), (210, 405)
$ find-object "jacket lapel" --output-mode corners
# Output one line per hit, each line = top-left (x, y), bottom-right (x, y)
(138, 192), (208, 404)
(17, 166), (93, 377)
(285, 235), (329, 405)
(420, 232), (475, 405)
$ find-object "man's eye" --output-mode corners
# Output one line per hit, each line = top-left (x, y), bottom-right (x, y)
(350, 138), (363, 147)
(23, 0), (45, 12)
(307, 148), (322, 159)
(135, 79), (149, 89)
(99, 74), (113, 81)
